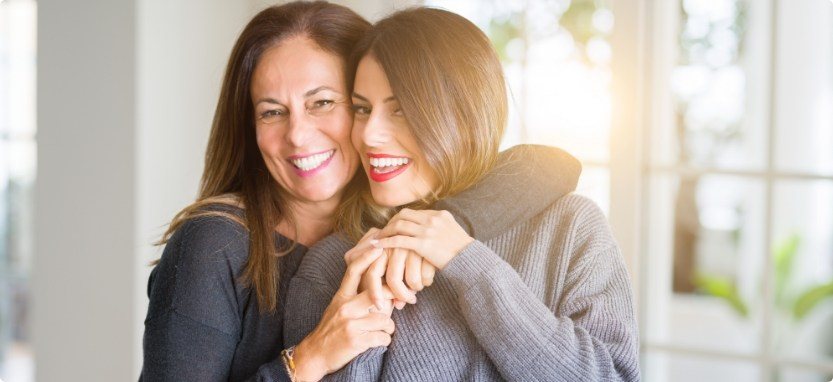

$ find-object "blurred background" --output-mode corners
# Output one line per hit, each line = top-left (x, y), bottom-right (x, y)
(1, 0), (831, 381)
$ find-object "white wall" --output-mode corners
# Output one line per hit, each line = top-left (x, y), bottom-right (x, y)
(35, 0), (137, 380)
(35, 1), (418, 380)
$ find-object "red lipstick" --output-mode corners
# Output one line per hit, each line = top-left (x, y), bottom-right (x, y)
(367, 153), (411, 183)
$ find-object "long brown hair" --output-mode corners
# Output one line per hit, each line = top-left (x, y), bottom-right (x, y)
(158, 1), (371, 313)
(338, 7), (508, 240)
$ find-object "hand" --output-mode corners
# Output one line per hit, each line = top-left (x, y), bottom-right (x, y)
(372, 209), (474, 270)
(294, 246), (396, 381)
(345, 228), (436, 310)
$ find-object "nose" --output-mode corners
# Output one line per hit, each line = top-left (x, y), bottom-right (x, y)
(361, 113), (391, 147)
(285, 109), (316, 147)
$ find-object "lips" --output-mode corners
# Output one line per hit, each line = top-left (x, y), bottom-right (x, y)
(367, 153), (411, 182)
(288, 149), (335, 177)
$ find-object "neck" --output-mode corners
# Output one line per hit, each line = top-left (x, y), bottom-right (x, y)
(277, 197), (340, 247)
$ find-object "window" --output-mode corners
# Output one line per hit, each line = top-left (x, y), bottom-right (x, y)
(423, 0), (614, 215)
(641, 0), (833, 380)
(0, 0), (36, 381)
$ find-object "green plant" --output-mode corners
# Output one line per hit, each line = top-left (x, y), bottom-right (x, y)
(694, 234), (833, 322)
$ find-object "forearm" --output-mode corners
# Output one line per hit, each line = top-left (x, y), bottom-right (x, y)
(432, 144), (580, 241)
(284, 276), (386, 382)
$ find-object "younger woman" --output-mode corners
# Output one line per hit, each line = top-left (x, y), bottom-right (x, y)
(285, 7), (640, 382)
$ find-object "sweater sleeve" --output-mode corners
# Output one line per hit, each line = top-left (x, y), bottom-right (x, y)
(283, 235), (386, 382)
(441, 199), (640, 382)
(432, 144), (581, 241)
(140, 217), (291, 382)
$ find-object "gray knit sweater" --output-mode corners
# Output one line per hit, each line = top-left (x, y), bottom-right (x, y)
(284, 194), (640, 381)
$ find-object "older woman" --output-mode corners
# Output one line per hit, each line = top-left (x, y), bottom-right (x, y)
(140, 2), (580, 381)
(285, 7), (640, 382)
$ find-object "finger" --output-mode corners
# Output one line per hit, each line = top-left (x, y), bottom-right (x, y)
(373, 235), (423, 254)
(394, 300), (406, 310)
(377, 219), (423, 241)
(405, 251), (424, 291)
(385, 248), (416, 303)
(421, 260), (436, 287)
(355, 312), (396, 334)
(366, 254), (388, 310)
(395, 208), (431, 225)
(342, 288), (395, 318)
(338, 247), (384, 297)
(358, 331), (392, 351)
(345, 228), (382, 263)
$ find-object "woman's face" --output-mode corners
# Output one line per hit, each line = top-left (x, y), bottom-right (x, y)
(351, 56), (438, 207)
(251, 36), (359, 208)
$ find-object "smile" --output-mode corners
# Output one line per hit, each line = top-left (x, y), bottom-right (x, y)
(367, 153), (411, 182)
(288, 149), (335, 177)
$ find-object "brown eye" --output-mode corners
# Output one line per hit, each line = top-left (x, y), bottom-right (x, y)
(351, 104), (371, 115)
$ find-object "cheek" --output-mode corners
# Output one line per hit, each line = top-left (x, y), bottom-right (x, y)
(350, 121), (364, 150)
(255, 126), (282, 158)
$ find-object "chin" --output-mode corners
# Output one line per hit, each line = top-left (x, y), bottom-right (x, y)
(370, 187), (417, 208)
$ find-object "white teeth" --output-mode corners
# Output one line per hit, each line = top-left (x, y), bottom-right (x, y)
(369, 157), (409, 168)
(290, 150), (334, 171)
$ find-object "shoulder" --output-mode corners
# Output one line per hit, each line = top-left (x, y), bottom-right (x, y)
(167, 210), (249, 266)
(154, 211), (251, 297)
(537, 194), (618, 254)
(293, 233), (354, 292)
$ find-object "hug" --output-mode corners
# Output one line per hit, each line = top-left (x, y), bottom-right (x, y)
(140, 1), (639, 381)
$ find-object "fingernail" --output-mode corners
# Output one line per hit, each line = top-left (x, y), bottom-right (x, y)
(369, 239), (379, 246)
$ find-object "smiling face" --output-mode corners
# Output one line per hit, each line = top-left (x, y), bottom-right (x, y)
(351, 55), (439, 207)
(250, 36), (359, 209)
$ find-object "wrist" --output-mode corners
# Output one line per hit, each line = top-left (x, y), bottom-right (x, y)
(292, 339), (327, 381)
(439, 235), (474, 270)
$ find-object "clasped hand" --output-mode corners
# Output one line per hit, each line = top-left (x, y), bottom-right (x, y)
(344, 208), (474, 311)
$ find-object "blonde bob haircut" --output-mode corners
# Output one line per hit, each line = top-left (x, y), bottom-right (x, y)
(338, 7), (508, 240)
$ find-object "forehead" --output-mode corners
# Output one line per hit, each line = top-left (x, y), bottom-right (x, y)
(353, 56), (392, 98)
(251, 36), (346, 98)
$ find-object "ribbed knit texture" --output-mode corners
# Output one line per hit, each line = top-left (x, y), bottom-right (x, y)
(284, 194), (640, 381)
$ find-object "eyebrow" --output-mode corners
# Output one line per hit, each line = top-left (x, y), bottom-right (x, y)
(305, 85), (340, 97)
(255, 97), (281, 106)
(254, 86), (342, 106)
(351, 92), (397, 103)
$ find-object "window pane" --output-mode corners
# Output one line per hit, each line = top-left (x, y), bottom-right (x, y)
(650, 0), (768, 170)
(643, 350), (762, 382)
(424, 0), (612, 163)
(773, 0), (833, 175)
(771, 180), (833, 365)
(643, 174), (765, 354)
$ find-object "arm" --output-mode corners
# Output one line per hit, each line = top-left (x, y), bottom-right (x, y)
(432, 144), (581, 241)
(374, 144), (581, 302)
(140, 217), (291, 382)
(284, 275), (387, 382)
(283, 235), (394, 382)
(440, 198), (640, 381)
